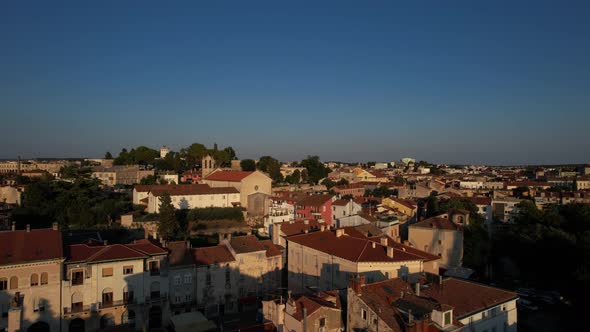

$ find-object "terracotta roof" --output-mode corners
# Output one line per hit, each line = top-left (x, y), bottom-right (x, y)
(332, 199), (350, 206)
(230, 235), (267, 254)
(421, 278), (518, 318)
(205, 171), (254, 182)
(0, 229), (63, 265)
(288, 230), (428, 263)
(389, 198), (417, 209)
(147, 184), (238, 196)
(333, 183), (364, 190)
(281, 220), (322, 236)
(467, 197), (492, 206)
(126, 239), (168, 255)
(66, 239), (166, 263)
(289, 290), (341, 321)
(192, 245), (235, 266)
(297, 194), (333, 207)
(167, 241), (193, 266)
(411, 216), (462, 231)
(259, 240), (283, 257)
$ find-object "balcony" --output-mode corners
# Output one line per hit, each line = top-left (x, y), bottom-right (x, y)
(63, 305), (91, 315)
(99, 299), (135, 309)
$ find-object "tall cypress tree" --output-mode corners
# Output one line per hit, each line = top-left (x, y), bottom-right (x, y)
(157, 192), (179, 241)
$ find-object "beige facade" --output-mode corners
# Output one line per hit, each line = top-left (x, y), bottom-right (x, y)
(146, 190), (240, 213)
(92, 166), (154, 186)
(203, 170), (272, 216)
(0, 186), (22, 205)
(381, 198), (417, 217)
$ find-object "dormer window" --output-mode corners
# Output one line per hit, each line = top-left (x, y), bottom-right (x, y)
(443, 311), (452, 326)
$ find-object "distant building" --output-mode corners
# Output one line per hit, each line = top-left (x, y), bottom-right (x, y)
(491, 197), (523, 223)
(333, 183), (365, 198)
(295, 194), (334, 225)
(159, 146), (170, 159)
(92, 166), (154, 186)
(136, 184), (240, 213)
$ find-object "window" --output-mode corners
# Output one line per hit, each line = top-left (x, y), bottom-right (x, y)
(444, 311), (451, 326)
(482, 310), (488, 319)
(30, 274), (39, 287)
(149, 261), (160, 275)
(33, 298), (45, 312)
(225, 269), (231, 282)
(102, 288), (114, 306)
(174, 275), (181, 286)
(102, 267), (113, 277)
(123, 286), (134, 303)
(72, 270), (84, 285)
(175, 295), (181, 303)
(10, 276), (18, 289)
(0, 278), (7, 290)
(438, 240), (442, 245)
(123, 266), (134, 275)
(184, 274), (192, 284)
(206, 272), (212, 286)
(40, 273), (48, 285)
(185, 293), (191, 301)
(361, 308), (367, 320)
(319, 317), (326, 332)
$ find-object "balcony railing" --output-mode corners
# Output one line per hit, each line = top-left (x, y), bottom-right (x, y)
(99, 299), (136, 309)
(63, 305), (91, 315)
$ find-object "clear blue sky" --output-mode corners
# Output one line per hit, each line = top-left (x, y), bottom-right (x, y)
(1, 1), (589, 165)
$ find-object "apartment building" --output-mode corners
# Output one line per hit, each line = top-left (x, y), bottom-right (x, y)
(295, 195), (334, 225)
(286, 228), (440, 294)
(61, 239), (168, 332)
(0, 224), (64, 332)
(347, 276), (518, 332)
(332, 184), (365, 198)
(331, 199), (362, 224)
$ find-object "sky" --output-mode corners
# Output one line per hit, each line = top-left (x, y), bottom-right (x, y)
(1, 1), (589, 165)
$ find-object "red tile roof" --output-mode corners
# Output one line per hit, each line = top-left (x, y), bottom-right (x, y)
(420, 278), (518, 318)
(332, 199), (351, 206)
(259, 239), (283, 257)
(205, 171), (254, 182)
(192, 245), (235, 266)
(289, 290), (341, 321)
(288, 230), (429, 263)
(280, 220), (322, 236)
(147, 184), (239, 196)
(297, 194), (333, 207)
(126, 239), (168, 255)
(411, 216), (462, 231)
(0, 229), (63, 265)
(66, 239), (167, 263)
(230, 235), (265, 253)
(467, 197), (492, 206)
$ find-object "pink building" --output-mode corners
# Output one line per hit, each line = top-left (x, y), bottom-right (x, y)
(295, 194), (334, 225)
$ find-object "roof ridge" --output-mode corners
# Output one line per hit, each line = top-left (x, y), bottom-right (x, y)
(356, 240), (370, 262)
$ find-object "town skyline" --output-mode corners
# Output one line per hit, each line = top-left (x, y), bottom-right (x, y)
(2, 1), (589, 165)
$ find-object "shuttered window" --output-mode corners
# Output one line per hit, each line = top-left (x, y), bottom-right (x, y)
(102, 267), (113, 277)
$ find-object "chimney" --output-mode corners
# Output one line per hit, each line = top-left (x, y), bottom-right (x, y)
(336, 229), (345, 238)
(371, 242), (376, 248)
(380, 237), (388, 246)
(52, 222), (58, 231)
(302, 307), (308, 332)
(26, 224), (30, 232)
(304, 219), (309, 225)
(414, 283), (420, 297)
(11, 221), (16, 231)
(387, 247), (394, 258)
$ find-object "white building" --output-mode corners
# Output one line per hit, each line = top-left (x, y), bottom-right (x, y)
(160, 146), (170, 159)
(144, 184), (240, 213)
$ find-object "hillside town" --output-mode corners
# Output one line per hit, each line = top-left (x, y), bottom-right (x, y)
(1, 145), (588, 332)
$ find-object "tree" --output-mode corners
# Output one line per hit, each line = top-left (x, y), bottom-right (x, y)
(140, 175), (158, 185)
(300, 156), (331, 184)
(286, 170), (301, 184)
(105, 151), (113, 159)
(157, 193), (179, 241)
(321, 178), (336, 189)
(257, 156), (282, 182)
(240, 159), (256, 171)
(180, 143), (208, 167)
(300, 169), (309, 183)
(426, 194), (439, 217)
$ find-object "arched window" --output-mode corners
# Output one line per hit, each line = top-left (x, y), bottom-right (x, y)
(31, 273), (39, 287)
(40, 273), (49, 285)
(71, 292), (83, 313)
(123, 285), (134, 303)
(102, 288), (113, 306)
(10, 276), (18, 289)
